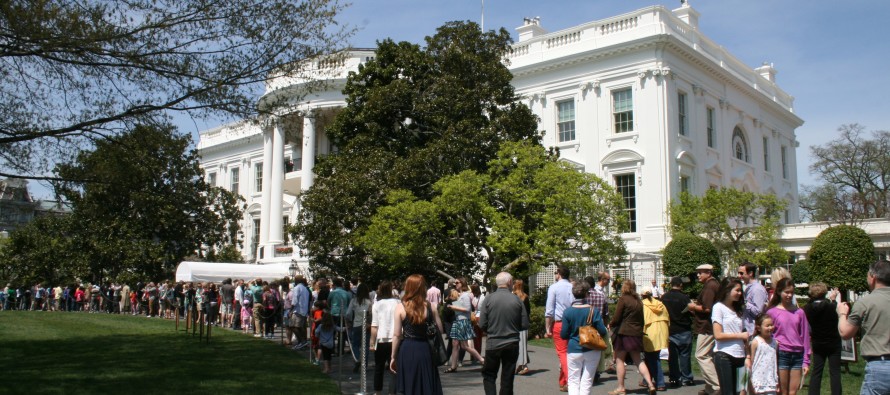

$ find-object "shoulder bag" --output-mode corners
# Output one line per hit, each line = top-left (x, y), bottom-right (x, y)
(578, 307), (607, 350)
(425, 306), (449, 365)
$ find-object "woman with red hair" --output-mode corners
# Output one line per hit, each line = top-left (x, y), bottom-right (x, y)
(390, 274), (444, 395)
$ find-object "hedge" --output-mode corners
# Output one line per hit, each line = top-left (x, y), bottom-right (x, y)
(663, 232), (721, 298)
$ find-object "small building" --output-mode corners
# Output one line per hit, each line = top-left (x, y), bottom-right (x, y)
(0, 179), (70, 234)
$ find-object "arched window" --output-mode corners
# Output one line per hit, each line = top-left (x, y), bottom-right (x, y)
(732, 127), (749, 162)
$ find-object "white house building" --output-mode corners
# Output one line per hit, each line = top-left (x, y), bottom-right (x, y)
(197, 3), (805, 282)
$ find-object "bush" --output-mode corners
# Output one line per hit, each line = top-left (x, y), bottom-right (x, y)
(530, 286), (548, 307)
(529, 305), (546, 338)
(662, 232), (721, 298)
(790, 259), (810, 284)
(809, 225), (873, 292)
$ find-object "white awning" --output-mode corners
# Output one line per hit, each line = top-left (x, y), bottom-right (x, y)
(174, 261), (291, 283)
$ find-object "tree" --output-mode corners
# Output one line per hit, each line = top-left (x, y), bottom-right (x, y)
(1, 214), (83, 285)
(293, 21), (540, 281)
(669, 188), (787, 270)
(12, 123), (246, 282)
(662, 232), (720, 296)
(808, 225), (874, 292)
(0, 0), (353, 181)
(801, 124), (890, 222)
(356, 141), (629, 281)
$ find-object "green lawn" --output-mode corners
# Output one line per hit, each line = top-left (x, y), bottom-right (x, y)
(527, 337), (865, 394)
(0, 312), (338, 394)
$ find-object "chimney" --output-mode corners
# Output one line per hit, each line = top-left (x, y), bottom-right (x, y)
(516, 17), (546, 42)
(672, 1), (700, 30)
(755, 62), (778, 83)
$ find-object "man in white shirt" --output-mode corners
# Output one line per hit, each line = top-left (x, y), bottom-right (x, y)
(426, 280), (442, 308)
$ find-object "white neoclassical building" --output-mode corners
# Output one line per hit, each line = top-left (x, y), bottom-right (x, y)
(197, 3), (804, 281)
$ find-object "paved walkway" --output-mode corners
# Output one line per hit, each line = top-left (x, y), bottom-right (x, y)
(273, 335), (708, 395)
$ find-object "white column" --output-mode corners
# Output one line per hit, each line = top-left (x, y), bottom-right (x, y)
(259, 122), (273, 259)
(268, 119), (285, 245)
(301, 113), (317, 191)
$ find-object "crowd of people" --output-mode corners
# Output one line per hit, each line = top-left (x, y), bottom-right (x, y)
(544, 261), (890, 395)
(5, 259), (889, 395)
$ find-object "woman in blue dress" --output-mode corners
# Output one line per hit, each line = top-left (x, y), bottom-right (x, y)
(390, 274), (444, 395)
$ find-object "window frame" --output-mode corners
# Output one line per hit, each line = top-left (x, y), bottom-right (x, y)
(614, 173), (637, 233)
(254, 162), (263, 193)
(207, 172), (217, 187)
(706, 107), (716, 148)
(762, 136), (770, 172)
(678, 91), (688, 136)
(781, 145), (789, 179)
(556, 99), (577, 143)
(612, 88), (634, 133)
(732, 127), (750, 163)
(230, 167), (240, 194)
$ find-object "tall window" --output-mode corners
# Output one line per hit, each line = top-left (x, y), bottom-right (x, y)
(678, 92), (688, 136)
(255, 163), (263, 192)
(732, 127), (749, 162)
(208, 172), (216, 187)
(706, 107), (715, 148)
(252, 218), (261, 258)
(680, 176), (690, 193)
(230, 168), (240, 194)
(781, 146), (788, 179)
(557, 100), (576, 142)
(615, 174), (637, 233)
(612, 88), (634, 133)
(283, 216), (290, 243)
(762, 137), (770, 171)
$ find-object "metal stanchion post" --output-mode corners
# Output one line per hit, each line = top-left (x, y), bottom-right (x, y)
(337, 313), (344, 393)
(357, 310), (368, 395)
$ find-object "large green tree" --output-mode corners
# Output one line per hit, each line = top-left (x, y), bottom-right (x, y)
(357, 141), (628, 280)
(293, 21), (540, 280)
(0, 0), (352, 181)
(5, 124), (245, 283)
(669, 188), (787, 270)
(800, 124), (890, 223)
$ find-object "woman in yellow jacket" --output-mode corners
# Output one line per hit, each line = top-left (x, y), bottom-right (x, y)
(642, 286), (670, 391)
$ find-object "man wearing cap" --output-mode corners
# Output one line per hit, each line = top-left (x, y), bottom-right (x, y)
(687, 264), (720, 395)
(837, 260), (890, 395)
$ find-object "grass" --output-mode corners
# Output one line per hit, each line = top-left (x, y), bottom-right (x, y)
(0, 311), (338, 394)
(526, 336), (865, 394)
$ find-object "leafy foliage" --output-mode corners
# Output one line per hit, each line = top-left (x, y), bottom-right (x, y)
(356, 141), (628, 281)
(808, 225), (874, 292)
(3, 124), (244, 283)
(790, 259), (810, 285)
(668, 188), (788, 270)
(0, 0), (353, 180)
(662, 232), (720, 296)
(293, 21), (541, 282)
(800, 124), (890, 223)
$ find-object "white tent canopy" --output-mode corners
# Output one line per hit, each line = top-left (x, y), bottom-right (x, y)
(175, 261), (292, 283)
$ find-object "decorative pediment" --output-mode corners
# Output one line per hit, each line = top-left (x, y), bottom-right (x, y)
(559, 157), (585, 171)
(601, 149), (644, 165)
(676, 150), (697, 167)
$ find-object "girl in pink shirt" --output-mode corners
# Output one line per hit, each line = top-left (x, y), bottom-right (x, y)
(766, 278), (810, 395)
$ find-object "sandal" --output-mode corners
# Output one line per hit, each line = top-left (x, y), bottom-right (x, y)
(649, 386), (657, 395)
(517, 366), (529, 375)
(607, 389), (626, 395)
(444, 366), (458, 373)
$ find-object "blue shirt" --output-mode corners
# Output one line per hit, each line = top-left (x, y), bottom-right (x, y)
(743, 281), (768, 333)
(293, 283), (310, 316)
(560, 305), (608, 353)
(545, 279), (574, 321)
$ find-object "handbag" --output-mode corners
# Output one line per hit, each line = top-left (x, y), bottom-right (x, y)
(426, 306), (449, 365)
(578, 307), (607, 350)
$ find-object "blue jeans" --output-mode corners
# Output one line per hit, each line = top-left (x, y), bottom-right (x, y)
(861, 360), (890, 395)
(669, 331), (694, 383)
(349, 326), (369, 364)
(644, 351), (666, 388)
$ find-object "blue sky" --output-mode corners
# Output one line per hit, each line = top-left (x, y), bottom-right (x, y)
(32, 1), (888, 199)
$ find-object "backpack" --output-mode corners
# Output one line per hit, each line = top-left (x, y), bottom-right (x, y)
(265, 292), (279, 310)
(242, 289), (253, 308)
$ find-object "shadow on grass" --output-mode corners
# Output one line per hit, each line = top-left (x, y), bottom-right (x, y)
(0, 312), (337, 394)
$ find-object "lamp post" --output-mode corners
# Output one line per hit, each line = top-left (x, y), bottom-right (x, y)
(288, 261), (298, 278)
